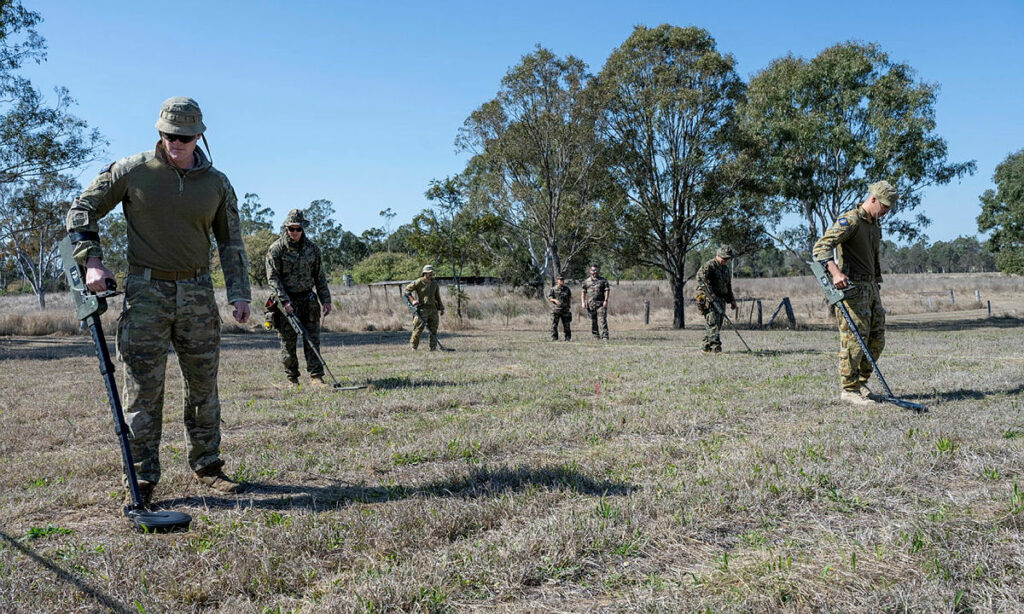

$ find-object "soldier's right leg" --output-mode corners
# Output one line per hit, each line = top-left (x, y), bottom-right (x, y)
(117, 276), (175, 486)
(589, 307), (599, 337)
(550, 312), (560, 340)
(703, 311), (716, 351)
(427, 311), (440, 350)
(278, 324), (300, 380)
(410, 316), (424, 349)
(598, 306), (609, 339)
(836, 291), (872, 393)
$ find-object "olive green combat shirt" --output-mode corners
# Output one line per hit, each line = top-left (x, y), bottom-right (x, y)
(812, 206), (883, 282)
(266, 233), (331, 304)
(66, 143), (251, 303)
(404, 276), (444, 312)
(696, 259), (734, 303)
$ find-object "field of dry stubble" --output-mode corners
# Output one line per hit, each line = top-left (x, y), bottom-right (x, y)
(1, 277), (1024, 612)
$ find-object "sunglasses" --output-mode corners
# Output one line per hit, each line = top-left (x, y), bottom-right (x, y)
(160, 132), (198, 143)
(286, 226), (303, 232)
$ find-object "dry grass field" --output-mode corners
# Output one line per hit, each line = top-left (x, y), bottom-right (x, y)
(2, 275), (1024, 612)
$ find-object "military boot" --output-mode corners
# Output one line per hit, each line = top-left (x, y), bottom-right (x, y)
(286, 375), (299, 387)
(195, 461), (245, 494)
(122, 480), (155, 511)
(310, 375), (327, 387)
(840, 390), (873, 406)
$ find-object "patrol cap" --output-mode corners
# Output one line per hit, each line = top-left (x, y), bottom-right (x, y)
(716, 244), (734, 260)
(283, 209), (308, 229)
(155, 97), (206, 136)
(869, 181), (898, 208)
(422, 265), (434, 274)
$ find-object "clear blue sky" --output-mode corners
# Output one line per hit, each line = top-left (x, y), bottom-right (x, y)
(20, 0), (1024, 243)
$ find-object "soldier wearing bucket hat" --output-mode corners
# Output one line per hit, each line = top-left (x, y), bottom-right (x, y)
(696, 245), (737, 352)
(813, 180), (898, 406)
(66, 96), (251, 511)
(266, 209), (333, 386)
(404, 265), (445, 350)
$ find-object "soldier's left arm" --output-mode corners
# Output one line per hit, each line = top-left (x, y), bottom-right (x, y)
(435, 282), (445, 313)
(210, 179), (252, 305)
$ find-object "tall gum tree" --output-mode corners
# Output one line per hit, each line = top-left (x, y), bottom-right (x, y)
(977, 149), (1024, 274)
(738, 41), (975, 254)
(595, 25), (754, 329)
(457, 46), (611, 286)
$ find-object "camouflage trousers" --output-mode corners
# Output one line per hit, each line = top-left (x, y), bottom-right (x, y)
(587, 303), (609, 339)
(116, 274), (223, 485)
(835, 282), (886, 392)
(410, 308), (440, 349)
(550, 311), (571, 340)
(273, 295), (323, 378)
(703, 300), (725, 351)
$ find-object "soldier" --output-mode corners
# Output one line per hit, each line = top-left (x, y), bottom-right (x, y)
(547, 274), (572, 341)
(404, 265), (445, 350)
(266, 209), (333, 386)
(696, 245), (738, 353)
(580, 264), (610, 339)
(66, 97), (251, 510)
(812, 181), (897, 406)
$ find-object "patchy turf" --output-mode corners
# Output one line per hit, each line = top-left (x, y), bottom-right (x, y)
(1, 321), (1023, 612)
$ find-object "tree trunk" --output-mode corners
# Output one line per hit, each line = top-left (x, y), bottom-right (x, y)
(671, 274), (686, 329)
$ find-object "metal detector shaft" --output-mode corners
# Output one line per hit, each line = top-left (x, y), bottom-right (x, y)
(86, 314), (146, 510)
(714, 302), (752, 352)
(276, 302), (365, 389)
(808, 260), (927, 413)
(403, 295), (453, 351)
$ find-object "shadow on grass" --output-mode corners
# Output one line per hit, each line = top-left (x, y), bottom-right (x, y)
(164, 464), (636, 512)
(901, 382), (1024, 403)
(887, 316), (1024, 332)
(365, 375), (461, 389)
(0, 527), (133, 614)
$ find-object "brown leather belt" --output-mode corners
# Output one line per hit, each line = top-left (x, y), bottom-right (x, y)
(129, 264), (209, 281)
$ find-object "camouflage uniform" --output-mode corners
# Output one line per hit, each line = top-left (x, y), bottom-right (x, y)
(65, 98), (250, 487)
(405, 272), (444, 350)
(547, 283), (572, 340)
(266, 211), (332, 380)
(696, 253), (735, 352)
(813, 188), (890, 393)
(581, 274), (610, 339)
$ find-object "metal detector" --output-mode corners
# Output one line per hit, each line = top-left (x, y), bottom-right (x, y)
(403, 295), (454, 352)
(59, 237), (192, 532)
(809, 260), (927, 413)
(712, 301), (753, 353)
(272, 299), (366, 390)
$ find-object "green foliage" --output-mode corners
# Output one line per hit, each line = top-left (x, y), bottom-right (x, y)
(350, 252), (421, 283)
(880, 236), (995, 274)
(243, 228), (278, 287)
(458, 45), (613, 283)
(300, 199), (346, 274)
(596, 25), (756, 328)
(739, 41), (975, 251)
(977, 149), (1024, 275)
(239, 193), (274, 235)
(26, 525), (73, 539)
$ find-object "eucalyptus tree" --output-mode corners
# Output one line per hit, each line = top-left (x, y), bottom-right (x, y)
(458, 46), (611, 285)
(739, 41), (975, 254)
(596, 25), (756, 329)
(977, 149), (1024, 274)
(0, 172), (79, 307)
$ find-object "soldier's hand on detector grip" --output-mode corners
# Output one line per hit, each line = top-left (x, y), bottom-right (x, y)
(730, 302), (737, 311)
(232, 301), (250, 324)
(831, 272), (850, 289)
(283, 301), (294, 314)
(84, 258), (116, 293)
